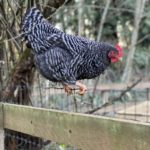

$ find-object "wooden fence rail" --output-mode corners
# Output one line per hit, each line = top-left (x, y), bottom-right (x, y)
(0, 103), (150, 150)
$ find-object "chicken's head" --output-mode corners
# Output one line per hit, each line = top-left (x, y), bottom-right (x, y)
(108, 44), (123, 63)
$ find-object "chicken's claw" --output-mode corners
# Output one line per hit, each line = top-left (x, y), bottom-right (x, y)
(76, 81), (87, 95)
(64, 85), (72, 95)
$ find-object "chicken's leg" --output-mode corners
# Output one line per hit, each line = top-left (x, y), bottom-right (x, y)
(76, 81), (87, 95)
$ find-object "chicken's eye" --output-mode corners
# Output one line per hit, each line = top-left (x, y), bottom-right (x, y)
(108, 51), (117, 58)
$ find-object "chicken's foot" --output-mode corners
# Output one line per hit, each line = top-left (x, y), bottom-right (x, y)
(76, 81), (87, 95)
(64, 82), (87, 95)
(64, 85), (72, 95)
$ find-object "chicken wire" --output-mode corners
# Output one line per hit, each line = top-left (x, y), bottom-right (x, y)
(31, 75), (150, 123)
(3, 74), (150, 150)
(5, 129), (79, 150)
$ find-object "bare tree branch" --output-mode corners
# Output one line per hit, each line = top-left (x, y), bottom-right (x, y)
(78, 0), (84, 36)
(137, 33), (150, 45)
(85, 78), (142, 114)
(97, 0), (111, 42)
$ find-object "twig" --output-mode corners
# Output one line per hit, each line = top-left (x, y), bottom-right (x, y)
(85, 78), (142, 114)
(110, 78), (141, 101)
(136, 33), (150, 45)
(45, 0), (72, 20)
(0, 17), (21, 51)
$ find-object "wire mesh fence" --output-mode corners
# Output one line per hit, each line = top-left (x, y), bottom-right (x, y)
(2, 74), (150, 150)
(3, 74), (149, 121)
(31, 75), (150, 123)
(5, 129), (79, 150)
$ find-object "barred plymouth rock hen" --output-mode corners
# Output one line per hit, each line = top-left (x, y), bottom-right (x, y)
(21, 7), (123, 95)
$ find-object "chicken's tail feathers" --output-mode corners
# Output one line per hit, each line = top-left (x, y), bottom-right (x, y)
(20, 7), (44, 34)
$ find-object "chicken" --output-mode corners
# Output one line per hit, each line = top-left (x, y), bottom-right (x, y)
(21, 7), (123, 95)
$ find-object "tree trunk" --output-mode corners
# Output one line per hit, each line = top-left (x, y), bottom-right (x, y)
(122, 0), (146, 82)
(78, 0), (84, 36)
(2, 49), (35, 103)
(97, 0), (111, 42)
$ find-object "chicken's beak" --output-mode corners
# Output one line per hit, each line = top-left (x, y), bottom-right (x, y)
(118, 57), (123, 62)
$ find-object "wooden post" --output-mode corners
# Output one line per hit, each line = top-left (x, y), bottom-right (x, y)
(0, 103), (4, 150)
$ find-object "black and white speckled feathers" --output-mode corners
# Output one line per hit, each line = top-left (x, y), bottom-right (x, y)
(21, 7), (118, 85)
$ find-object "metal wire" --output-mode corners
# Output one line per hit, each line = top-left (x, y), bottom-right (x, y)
(5, 129), (79, 150)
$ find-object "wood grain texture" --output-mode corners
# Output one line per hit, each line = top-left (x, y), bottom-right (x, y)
(2, 103), (150, 150)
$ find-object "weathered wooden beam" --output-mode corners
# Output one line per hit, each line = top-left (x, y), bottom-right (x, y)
(0, 103), (4, 150)
(2, 103), (150, 150)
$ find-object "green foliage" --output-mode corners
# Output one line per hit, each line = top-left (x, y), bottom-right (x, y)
(134, 48), (149, 68)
